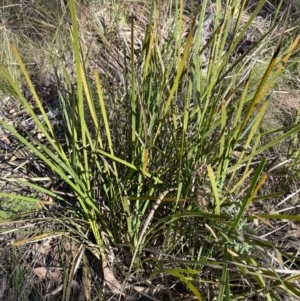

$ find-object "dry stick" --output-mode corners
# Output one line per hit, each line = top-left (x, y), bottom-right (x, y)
(128, 188), (177, 276)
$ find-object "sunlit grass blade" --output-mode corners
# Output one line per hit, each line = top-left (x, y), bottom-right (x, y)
(10, 44), (56, 139)
(0, 66), (68, 163)
(227, 99), (269, 184)
(153, 268), (206, 301)
(0, 193), (52, 207)
(227, 123), (300, 173)
(228, 168), (253, 194)
(238, 4), (293, 135)
(208, 165), (221, 214)
(248, 214), (300, 222)
(217, 246), (229, 301)
(95, 148), (162, 183)
(0, 0), (299, 299)
(153, 4), (199, 142)
(230, 157), (266, 233)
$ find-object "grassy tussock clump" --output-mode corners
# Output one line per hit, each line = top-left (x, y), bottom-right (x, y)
(0, 0), (300, 300)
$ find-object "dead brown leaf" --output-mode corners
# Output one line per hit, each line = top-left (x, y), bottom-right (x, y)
(33, 267), (62, 283)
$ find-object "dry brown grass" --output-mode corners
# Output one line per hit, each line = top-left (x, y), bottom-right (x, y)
(0, 1), (299, 301)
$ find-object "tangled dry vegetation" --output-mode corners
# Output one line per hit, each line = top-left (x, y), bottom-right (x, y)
(0, 0), (300, 301)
